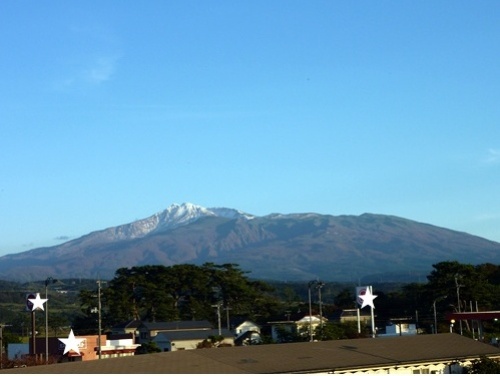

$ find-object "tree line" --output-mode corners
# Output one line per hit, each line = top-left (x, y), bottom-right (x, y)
(2, 260), (500, 341)
(75, 263), (281, 333)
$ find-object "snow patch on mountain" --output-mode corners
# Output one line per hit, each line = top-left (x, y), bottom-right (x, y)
(115, 203), (255, 240)
(209, 207), (255, 221)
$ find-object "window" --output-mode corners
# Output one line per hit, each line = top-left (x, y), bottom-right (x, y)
(412, 368), (430, 374)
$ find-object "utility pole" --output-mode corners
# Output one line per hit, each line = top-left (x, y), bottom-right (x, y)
(0, 324), (2, 369)
(307, 281), (315, 342)
(25, 293), (36, 356)
(0, 324), (12, 369)
(31, 310), (36, 356)
(433, 296), (447, 334)
(316, 282), (325, 329)
(455, 274), (463, 335)
(45, 277), (56, 364)
(315, 281), (325, 340)
(224, 306), (232, 330)
(212, 303), (222, 336)
(96, 280), (106, 359)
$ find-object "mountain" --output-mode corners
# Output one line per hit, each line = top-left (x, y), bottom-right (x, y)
(1, 203), (500, 282)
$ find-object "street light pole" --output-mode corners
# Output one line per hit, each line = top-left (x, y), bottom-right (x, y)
(433, 296), (447, 334)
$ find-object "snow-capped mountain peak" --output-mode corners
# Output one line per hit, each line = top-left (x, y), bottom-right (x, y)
(151, 202), (254, 233)
(69, 203), (255, 244)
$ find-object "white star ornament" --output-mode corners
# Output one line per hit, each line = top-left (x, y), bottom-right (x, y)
(28, 293), (48, 311)
(58, 329), (82, 355)
(358, 289), (378, 309)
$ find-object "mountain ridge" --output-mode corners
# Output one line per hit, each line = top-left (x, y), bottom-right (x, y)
(1, 203), (499, 282)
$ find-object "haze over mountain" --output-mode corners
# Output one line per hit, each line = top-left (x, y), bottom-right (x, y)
(1, 203), (499, 283)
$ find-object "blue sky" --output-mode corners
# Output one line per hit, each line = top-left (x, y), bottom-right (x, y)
(1, 1), (499, 255)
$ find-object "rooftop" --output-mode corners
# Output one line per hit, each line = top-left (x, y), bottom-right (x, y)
(3, 334), (500, 374)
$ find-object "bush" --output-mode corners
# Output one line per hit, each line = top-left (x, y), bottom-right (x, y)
(464, 356), (500, 374)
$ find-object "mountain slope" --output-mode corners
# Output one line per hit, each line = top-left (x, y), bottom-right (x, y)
(1, 203), (499, 282)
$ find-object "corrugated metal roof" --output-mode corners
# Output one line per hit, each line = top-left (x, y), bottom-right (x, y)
(156, 328), (233, 341)
(140, 320), (212, 331)
(3, 334), (500, 374)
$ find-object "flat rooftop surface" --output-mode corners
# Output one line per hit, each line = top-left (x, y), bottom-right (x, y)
(3, 333), (500, 374)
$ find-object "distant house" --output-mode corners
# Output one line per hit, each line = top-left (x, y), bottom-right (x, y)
(111, 320), (142, 340)
(267, 312), (327, 342)
(232, 319), (262, 346)
(153, 328), (234, 351)
(33, 334), (106, 361)
(334, 308), (372, 325)
(136, 321), (234, 351)
(99, 333), (141, 358)
(11, 333), (140, 362)
(378, 319), (418, 337)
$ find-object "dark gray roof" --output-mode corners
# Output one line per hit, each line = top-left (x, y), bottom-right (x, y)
(3, 334), (500, 374)
(140, 320), (212, 331)
(107, 333), (134, 340)
(112, 319), (142, 330)
(156, 328), (233, 341)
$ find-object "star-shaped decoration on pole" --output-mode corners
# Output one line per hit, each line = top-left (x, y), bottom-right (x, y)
(58, 329), (82, 355)
(358, 287), (378, 309)
(28, 293), (48, 311)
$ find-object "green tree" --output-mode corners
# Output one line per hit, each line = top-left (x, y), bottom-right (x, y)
(0, 330), (21, 352)
(49, 313), (70, 337)
(196, 335), (226, 348)
(102, 263), (277, 327)
(426, 261), (479, 311)
(316, 321), (363, 340)
(166, 264), (213, 320)
(273, 324), (308, 343)
(135, 341), (161, 355)
(106, 265), (178, 322)
(202, 263), (280, 321)
(425, 261), (500, 314)
(334, 288), (357, 309)
(465, 356), (500, 374)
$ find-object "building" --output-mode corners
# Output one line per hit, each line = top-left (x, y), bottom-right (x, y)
(446, 310), (500, 340)
(111, 320), (142, 338)
(6, 343), (29, 360)
(233, 319), (262, 346)
(336, 308), (372, 325)
(136, 320), (234, 351)
(2, 334), (500, 374)
(267, 312), (328, 342)
(377, 317), (418, 337)
(34, 335), (106, 362)
(9, 333), (139, 362)
(98, 334), (141, 358)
